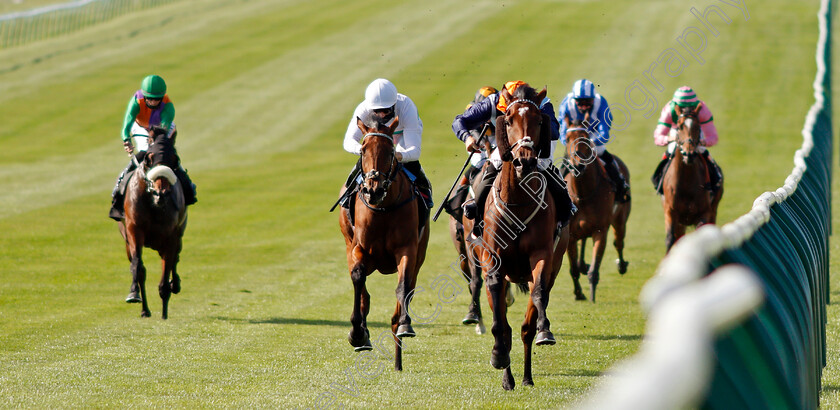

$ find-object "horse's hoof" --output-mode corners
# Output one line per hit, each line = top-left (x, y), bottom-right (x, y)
(475, 320), (486, 335)
(170, 277), (181, 294)
(348, 329), (371, 350)
(617, 259), (629, 275)
(462, 312), (480, 325)
(125, 292), (142, 303)
(490, 349), (510, 369)
(523, 379), (534, 387)
(140, 311), (151, 318)
(535, 331), (556, 346)
(396, 324), (415, 338)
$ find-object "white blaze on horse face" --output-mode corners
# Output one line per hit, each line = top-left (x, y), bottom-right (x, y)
(518, 106), (530, 117)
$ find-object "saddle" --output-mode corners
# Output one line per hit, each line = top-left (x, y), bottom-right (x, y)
(651, 152), (721, 195)
(442, 166), (480, 220)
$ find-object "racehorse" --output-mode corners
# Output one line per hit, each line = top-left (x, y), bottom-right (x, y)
(118, 126), (187, 319)
(474, 85), (569, 390)
(563, 116), (631, 302)
(660, 103), (723, 252)
(338, 116), (430, 371)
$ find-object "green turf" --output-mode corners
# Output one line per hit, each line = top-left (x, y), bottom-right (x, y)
(0, 0), (833, 407)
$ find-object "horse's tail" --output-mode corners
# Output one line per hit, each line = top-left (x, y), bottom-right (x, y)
(516, 282), (529, 294)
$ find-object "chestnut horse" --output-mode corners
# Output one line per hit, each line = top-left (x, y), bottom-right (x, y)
(563, 117), (631, 302)
(660, 103), (723, 251)
(474, 85), (569, 390)
(118, 126), (187, 319)
(338, 116), (430, 371)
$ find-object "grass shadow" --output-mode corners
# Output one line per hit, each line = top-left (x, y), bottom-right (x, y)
(213, 316), (388, 328)
(560, 333), (643, 341)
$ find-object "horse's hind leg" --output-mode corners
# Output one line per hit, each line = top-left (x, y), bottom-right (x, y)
(521, 293), (538, 387)
(612, 204), (631, 275)
(567, 240), (585, 301)
(131, 253), (150, 318)
(463, 242), (484, 333)
(587, 232), (608, 303)
(159, 252), (177, 320)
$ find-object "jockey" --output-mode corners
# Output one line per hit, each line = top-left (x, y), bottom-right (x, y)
(341, 78), (433, 210)
(558, 78), (629, 203)
(462, 86), (498, 177)
(452, 80), (574, 238)
(109, 75), (197, 221)
(652, 86), (722, 193)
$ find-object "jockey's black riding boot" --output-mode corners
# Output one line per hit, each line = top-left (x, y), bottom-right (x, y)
(464, 164), (498, 238)
(542, 164), (576, 227)
(340, 159), (362, 209)
(600, 150), (630, 203)
(175, 166), (197, 205)
(404, 161), (433, 210)
(109, 159), (136, 221)
(702, 150), (722, 193)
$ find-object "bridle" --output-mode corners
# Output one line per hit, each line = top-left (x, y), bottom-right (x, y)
(564, 126), (595, 177)
(361, 132), (397, 192)
(505, 99), (542, 162)
(676, 112), (700, 158)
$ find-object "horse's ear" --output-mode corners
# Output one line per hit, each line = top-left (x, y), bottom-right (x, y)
(356, 116), (368, 134)
(583, 111), (591, 126)
(495, 115), (512, 162)
(694, 102), (703, 115)
(500, 87), (513, 109)
(564, 115), (571, 128)
(537, 87), (547, 103)
(389, 116), (400, 134)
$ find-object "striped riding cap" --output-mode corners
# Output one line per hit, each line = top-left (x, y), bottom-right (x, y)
(572, 79), (595, 99)
(467, 86), (498, 109)
(672, 86), (699, 107)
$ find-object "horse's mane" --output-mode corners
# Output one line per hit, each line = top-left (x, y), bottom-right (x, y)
(510, 84), (540, 104)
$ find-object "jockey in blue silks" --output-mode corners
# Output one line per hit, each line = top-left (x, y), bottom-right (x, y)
(557, 78), (629, 202)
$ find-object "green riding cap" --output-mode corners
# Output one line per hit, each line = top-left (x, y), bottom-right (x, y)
(141, 75), (167, 99)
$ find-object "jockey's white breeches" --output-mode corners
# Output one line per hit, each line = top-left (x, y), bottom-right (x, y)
(130, 122), (176, 153)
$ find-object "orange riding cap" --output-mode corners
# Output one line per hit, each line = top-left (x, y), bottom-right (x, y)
(496, 81), (528, 112)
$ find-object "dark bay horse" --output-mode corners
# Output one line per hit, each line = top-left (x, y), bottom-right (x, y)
(660, 103), (723, 252)
(563, 117), (631, 302)
(118, 126), (187, 319)
(475, 86), (569, 390)
(447, 174), (487, 335)
(338, 116), (430, 371)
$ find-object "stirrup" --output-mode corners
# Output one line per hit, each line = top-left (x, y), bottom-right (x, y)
(462, 199), (477, 220)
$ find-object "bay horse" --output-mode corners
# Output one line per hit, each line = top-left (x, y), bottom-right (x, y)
(118, 126), (187, 319)
(660, 103), (723, 252)
(563, 116), (631, 302)
(475, 85), (569, 390)
(338, 116), (430, 371)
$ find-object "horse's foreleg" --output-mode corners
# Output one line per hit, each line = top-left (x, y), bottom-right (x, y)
(348, 250), (371, 352)
(566, 240), (585, 301)
(127, 228), (150, 317)
(578, 237), (588, 273)
(521, 290), (538, 387)
(486, 270), (512, 374)
(529, 257), (555, 344)
(462, 243), (484, 332)
(664, 211), (678, 253)
(588, 231), (608, 303)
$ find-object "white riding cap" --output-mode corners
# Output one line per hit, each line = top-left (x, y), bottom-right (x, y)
(365, 78), (398, 109)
